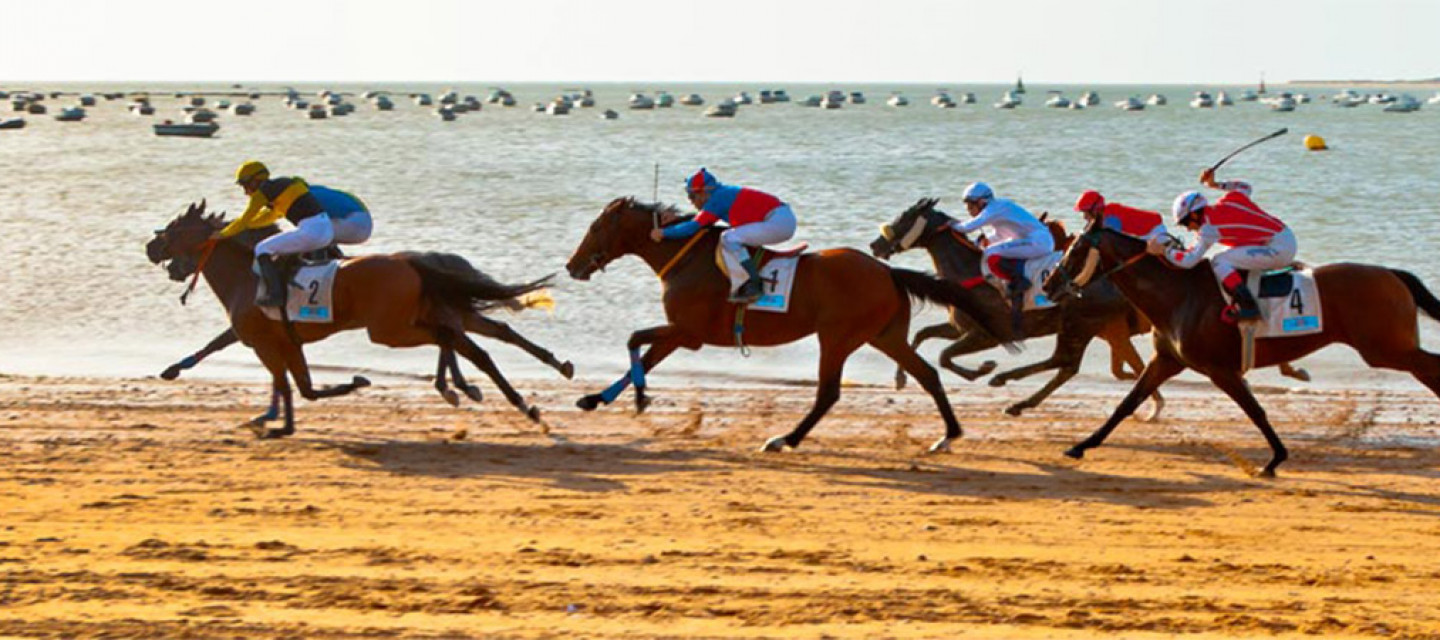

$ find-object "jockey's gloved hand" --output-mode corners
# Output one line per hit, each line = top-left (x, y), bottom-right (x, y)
(1146, 236), (1171, 256)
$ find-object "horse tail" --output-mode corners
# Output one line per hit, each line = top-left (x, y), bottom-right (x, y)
(1391, 269), (1440, 322)
(403, 251), (554, 314)
(888, 268), (1021, 352)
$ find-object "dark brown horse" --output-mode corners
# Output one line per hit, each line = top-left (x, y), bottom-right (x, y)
(565, 197), (1013, 453)
(1044, 221), (1440, 476)
(146, 201), (573, 438)
(870, 198), (1168, 418)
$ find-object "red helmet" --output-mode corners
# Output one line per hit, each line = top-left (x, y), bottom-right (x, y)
(1075, 190), (1104, 214)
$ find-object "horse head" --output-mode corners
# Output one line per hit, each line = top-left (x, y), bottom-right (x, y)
(870, 197), (951, 259)
(566, 197), (681, 280)
(148, 200), (224, 282)
(1044, 219), (1145, 301)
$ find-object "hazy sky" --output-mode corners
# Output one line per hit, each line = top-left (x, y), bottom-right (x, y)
(2, 0), (1435, 84)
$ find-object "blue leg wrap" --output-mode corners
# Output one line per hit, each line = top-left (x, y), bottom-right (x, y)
(179, 355), (200, 369)
(629, 348), (646, 390)
(598, 375), (631, 404)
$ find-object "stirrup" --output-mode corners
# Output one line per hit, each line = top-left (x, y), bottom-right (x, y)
(729, 279), (763, 303)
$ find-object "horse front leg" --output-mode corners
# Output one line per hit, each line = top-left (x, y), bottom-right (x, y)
(161, 328), (239, 380)
(1066, 353), (1186, 460)
(1278, 361), (1311, 382)
(281, 342), (370, 401)
(249, 345), (296, 439)
(937, 331), (1000, 382)
(1208, 370), (1289, 478)
(895, 322), (961, 389)
(465, 314), (575, 380)
(576, 325), (688, 415)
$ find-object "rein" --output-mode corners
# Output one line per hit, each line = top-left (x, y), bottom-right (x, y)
(180, 238), (218, 306)
(655, 228), (709, 280)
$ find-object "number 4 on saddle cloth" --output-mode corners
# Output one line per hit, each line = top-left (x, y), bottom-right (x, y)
(716, 242), (809, 313)
(257, 250), (342, 323)
(1216, 266), (1325, 338)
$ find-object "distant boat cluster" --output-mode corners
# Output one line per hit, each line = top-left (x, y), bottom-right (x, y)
(3, 83), (1434, 135)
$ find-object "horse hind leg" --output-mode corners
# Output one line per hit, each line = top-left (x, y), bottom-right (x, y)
(869, 321), (963, 453)
(453, 335), (542, 423)
(896, 322), (961, 390)
(465, 314), (574, 379)
(936, 331), (1000, 382)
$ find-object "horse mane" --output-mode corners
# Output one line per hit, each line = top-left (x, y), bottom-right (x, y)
(612, 196), (694, 227)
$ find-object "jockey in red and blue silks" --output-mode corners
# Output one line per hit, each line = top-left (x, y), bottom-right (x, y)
(1157, 168), (1297, 323)
(1074, 190), (1167, 240)
(650, 168), (797, 303)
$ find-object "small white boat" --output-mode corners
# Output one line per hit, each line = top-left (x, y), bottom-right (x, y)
(1115, 97), (1144, 111)
(0, 117), (25, 130)
(931, 92), (954, 107)
(1146, 93), (1167, 106)
(485, 89), (507, 104)
(1269, 96), (1296, 112)
(704, 99), (737, 118)
(1295, 93), (1311, 104)
(1239, 89), (1259, 102)
(820, 91), (844, 109)
(628, 93), (655, 109)
(733, 91), (754, 105)
(960, 92), (977, 104)
(848, 91), (865, 104)
(993, 91), (1021, 109)
(1044, 94), (1071, 108)
(1332, 90), (1365, 108)
(600, 109), (618, 120)
(656, 92), (675, 108)
(415, 93), (433, 106)
(1384, 95), (1422, 113)
(772, 90), (791, 102)
(887, 94), (909, 107)
(153, 120), (219, 137)
(1190, 91), (1214, 108)
(1370, 93), (1396, 105)
(1217, 91), (1234, 106)
(799, 95), (822, 107)
(573, 89), (596, 107)
(679, 93), (705, 106)
(1079, 91), (1100, 106)
(546, 99), (570, 115)
(1428, 92), (1440, 106)
(128, 102), (155, 115)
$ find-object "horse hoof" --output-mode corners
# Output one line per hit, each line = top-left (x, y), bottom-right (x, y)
(989, 376), (1008, 388)
(576, 394), (602, 411)
(559, 361), (576, 380)
(440, 389), (461, 408)
(352, 376), (372, 389)
(635, 394), (652, 415)
(160, 366), (182, 381)
(1285, 368), (1311, 383)
(1004, 404), (1025, 417)
(462, 385), (483, 403)
(759, 436), (790, 453)
(894, 372), (908, 391)
(1063, 446), (1086, 460)
(977, 361), (998, 376)
(1256, 468), (1278, 479)
(260, 427), (293, 440)
(526, 406), (542, 423)
(927, 438), (954, 454)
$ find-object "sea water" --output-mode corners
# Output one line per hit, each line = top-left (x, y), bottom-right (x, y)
(1, 81), (1437, 392)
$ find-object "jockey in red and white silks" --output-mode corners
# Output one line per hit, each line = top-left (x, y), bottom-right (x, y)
(948, 182), (1054, 288)
(1159, 169), (1297, 322)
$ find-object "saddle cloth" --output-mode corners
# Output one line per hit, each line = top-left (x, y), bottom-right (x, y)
(980, 251), (1062, 311)
(260, 260), (340, 323)
(1217, 266), (1324, 338)
(716, 244), (808, 313)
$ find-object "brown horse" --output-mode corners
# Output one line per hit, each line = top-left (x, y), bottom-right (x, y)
(870, 198), (1166, 419)
(565, 197), (1013, 453)
(1044, 221), (1440, 476)
(146, 201), (574, 438)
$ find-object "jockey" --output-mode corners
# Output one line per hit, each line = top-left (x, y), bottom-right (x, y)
(218, 161), (374, 307)
(650, 168), (797, 303)
(1155, 168), (1296, 323)
(949, 182), (1054, 307)
(1073, 190), (1167, 240)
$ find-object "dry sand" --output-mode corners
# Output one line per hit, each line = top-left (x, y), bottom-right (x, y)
(2, 372), (1439, 639)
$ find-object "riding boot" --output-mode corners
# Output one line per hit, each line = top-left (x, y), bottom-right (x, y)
(255, 254), (286, 308)
(999, 258), (1030, 338)
(1224, 282), (1262, 323)
(731, 257), (764, 303)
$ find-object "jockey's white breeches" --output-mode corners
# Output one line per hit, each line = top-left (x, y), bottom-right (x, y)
(719, 205), (796, 289)
(1210, 228), (1297, 281)
(255, 211), (373, 257)
(979, 229), (1055, 279)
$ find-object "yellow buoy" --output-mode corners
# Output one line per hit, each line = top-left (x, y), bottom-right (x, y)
(1304, 134), (1327, 151)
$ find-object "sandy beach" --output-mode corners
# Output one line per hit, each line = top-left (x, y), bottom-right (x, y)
(2, 372), (1439, 639)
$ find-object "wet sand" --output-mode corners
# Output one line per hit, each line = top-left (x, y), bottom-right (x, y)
(2, 373), (1439, 639)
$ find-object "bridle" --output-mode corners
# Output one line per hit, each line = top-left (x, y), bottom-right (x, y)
(1048, 228), (1149, 298)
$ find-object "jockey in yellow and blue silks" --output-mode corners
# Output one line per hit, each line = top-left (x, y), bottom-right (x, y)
(649, 168), (797, 303)
(220, 161), (374, 307)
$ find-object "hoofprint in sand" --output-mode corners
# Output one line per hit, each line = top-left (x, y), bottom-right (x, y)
(2, 374), (1439, 639)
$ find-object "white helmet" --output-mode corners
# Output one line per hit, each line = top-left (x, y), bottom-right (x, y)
(1172, 190), (1207, 225)
(962, 182), (994, 203)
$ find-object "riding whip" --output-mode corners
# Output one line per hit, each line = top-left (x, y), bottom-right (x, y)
(1209, 128), (1288, 173)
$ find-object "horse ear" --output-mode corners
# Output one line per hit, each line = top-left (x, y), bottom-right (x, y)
(1039, 211), (1049, 222)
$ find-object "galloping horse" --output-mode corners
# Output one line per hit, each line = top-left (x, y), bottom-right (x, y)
(565, 197), (1013, 453)
(146, 201), (573, 438)
(870, 198), (1165, 418)
(1044, 221), (1440, 476)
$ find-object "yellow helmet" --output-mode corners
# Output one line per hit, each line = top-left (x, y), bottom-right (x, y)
(235, 160), (269, 184)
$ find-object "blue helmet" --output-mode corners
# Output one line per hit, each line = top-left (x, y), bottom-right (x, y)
(962, 182), (994, 203)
